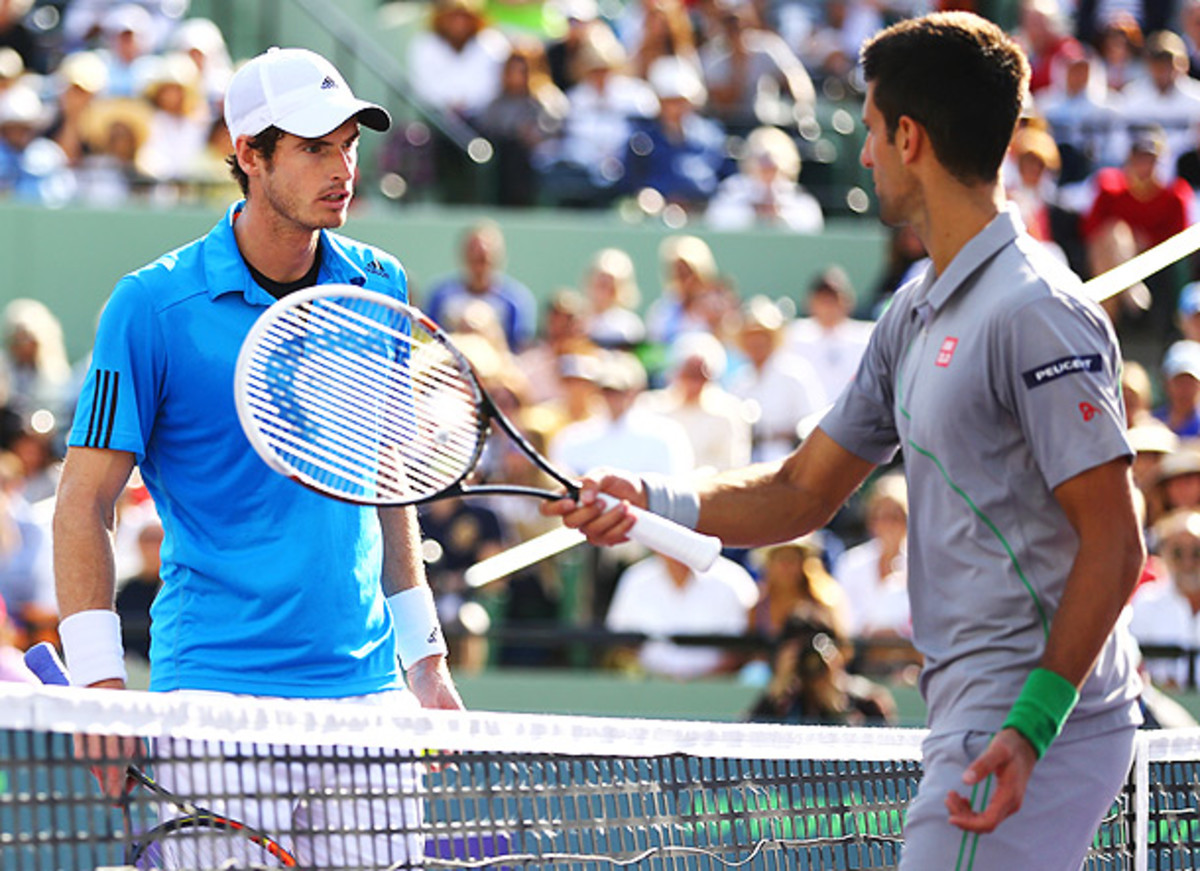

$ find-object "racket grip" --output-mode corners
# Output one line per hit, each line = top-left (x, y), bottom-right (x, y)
(25, 641), (71, 686)
(598, 495), (722, 573)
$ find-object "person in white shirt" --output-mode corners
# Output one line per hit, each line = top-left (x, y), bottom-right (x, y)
(726, 296), (826, 463)
(706, 125), (824, 233)
(834, 472), (910, 640)
(784, 266), (873, 402)
(638, 332), (751, 473)
(1114, 29), (1200, 177)
(1129, 507), (1200, 688)
(605, 552), (758, 678)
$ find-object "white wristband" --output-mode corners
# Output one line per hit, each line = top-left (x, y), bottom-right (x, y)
(387, 587), (448, 671)
(59, 610), (127, 687)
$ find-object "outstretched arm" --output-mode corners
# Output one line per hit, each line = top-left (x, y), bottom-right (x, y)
(543, 427), (877, 549)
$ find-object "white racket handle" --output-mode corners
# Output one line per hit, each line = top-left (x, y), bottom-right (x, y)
(598, 495), (722, 572)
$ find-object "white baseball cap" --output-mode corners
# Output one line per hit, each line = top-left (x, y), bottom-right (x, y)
(224, 47), (390, 143)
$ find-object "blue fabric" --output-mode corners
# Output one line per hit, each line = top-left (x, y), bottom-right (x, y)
(620, 115), (733, 204)
(423, 273), (538, 351)
(69, 202), (410, 697)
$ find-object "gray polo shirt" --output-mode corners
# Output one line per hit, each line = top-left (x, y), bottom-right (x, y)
(821, 207), (1141, 736)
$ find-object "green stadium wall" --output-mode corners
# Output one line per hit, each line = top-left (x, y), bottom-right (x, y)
(0, 202), (889, 364)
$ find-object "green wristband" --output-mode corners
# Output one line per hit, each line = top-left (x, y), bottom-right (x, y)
(1001, 668), (1080, 759)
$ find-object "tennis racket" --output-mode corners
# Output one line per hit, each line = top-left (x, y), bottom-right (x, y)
(24, 642), (298, 868)
(233, 284), (722, 573)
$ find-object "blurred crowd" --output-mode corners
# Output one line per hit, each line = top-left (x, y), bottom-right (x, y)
(7, 0), (1200, 726)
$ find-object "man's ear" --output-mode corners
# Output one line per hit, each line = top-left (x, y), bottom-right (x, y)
(895, 115), (922, 165)
(234, 136), (262, 178)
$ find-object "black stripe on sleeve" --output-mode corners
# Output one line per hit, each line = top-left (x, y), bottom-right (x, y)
(85, 373), (104, 448)
(101, 371), (119, 449)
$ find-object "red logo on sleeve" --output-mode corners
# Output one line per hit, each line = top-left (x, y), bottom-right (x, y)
(1079, 402), (1099, 422)
(935, 337), (958, 367)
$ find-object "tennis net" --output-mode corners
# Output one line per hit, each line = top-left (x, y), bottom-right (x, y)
(0, 681), (1197, 871)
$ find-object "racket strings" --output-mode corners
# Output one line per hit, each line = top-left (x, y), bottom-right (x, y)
(242, 298), (485, 501)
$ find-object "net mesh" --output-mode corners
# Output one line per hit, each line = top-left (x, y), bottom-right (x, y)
(1, 683), (1198, 871)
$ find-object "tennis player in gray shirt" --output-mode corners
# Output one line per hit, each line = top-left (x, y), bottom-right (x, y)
(545, 12), (1144, 870)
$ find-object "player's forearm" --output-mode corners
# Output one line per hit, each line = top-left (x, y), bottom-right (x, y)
(1039, 522), (1144, 687)
(52, 488), (120, 617)
(696, 428), (875, 547)
(378, 505), (428, 596)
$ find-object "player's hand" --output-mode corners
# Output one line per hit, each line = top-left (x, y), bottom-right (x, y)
(73, 678), (140, 800)
(539, 469), (646, 547)
(945, 728), (1037, 833)
(406, 655), (465, 710)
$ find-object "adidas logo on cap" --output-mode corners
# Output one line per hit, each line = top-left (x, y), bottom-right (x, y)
(320, 76), (337, 90)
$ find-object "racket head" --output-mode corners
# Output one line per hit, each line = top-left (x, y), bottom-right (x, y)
(234, 284), (489, 506)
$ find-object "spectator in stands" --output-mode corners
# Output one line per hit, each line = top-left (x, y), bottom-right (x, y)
(0, 0), (45, 75)
(476, 40), (566, 207)
(784, 265), (873, 402)
(1123, 358), (1158, 427)
(1154, 447), (1200, 522)
(645, 233), (722, 345)
(698, 0), (815, 134)
(1178, 282), (1200, 342)
(0, 83), (74, 205)
(639, 331), (751, 473)
(1129, 507), (1200, 687)
(544, 0), (597, 92)
(137, 52), (210, 188)
(751, 534), (848, 640)
(620, 55), (731, 211)
(0, 592), (36, 682)
(74, 93), (151, 205)
(833, 472), (911, 641)
(0, 449), (54, 651)
(1127, 421), (1179, 526)
(63, 0), (185, 54)
(168, 18), (233, 117)
(423, 220), (539, 352)
(407, 0), (512, 203)
(1154, 340), (1200, 436)
(746, 606), (896, 725)
(1005, 125), (1063, 247)
(94, 4), (159, 99)
(1036, 41), (1121, 184)
(46, 51), (109, 169)
(114, 516), (163, 662)
(706, 124), (824, 232)
(1015, 0), (1081, 95)
(1095, 14), (1145, 96)
(796, 0), (882, 93)
(550, 350), (694, 620)
(627, 0), (698, 81)
(550, 350), (694, 477)
(1080, 125), (1192, 335)
(1116, 30), (1200, 172)
(515, 288), (592, 404)
(582, 247), (646, 349)
(1183, 0), (1200, 78)
(726, 295), (826, 463)
(605, 551), (759, 679)
(535, 20), (658, 208)
(1, 298), (72, 425)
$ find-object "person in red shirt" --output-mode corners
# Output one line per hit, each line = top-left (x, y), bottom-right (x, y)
(1081, 124), (1194, 335)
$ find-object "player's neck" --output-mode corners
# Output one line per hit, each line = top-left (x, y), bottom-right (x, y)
(234, 200), (321, 284)
(918, 179), (1004, 276)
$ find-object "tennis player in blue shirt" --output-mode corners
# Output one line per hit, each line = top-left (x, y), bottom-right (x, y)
(547, 13), (1144, 871)
(53, 47), (462, 868)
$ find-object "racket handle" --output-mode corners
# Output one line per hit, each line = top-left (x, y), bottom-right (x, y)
(25, 641), (71, 686)
(598, 495), (722, 573)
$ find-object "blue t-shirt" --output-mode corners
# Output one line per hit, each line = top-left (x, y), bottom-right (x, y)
(70, 202), (410, 697)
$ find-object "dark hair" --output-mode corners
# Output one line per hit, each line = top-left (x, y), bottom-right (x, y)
(225, 126), (286, 196)
(860, 12), (1030, 184)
